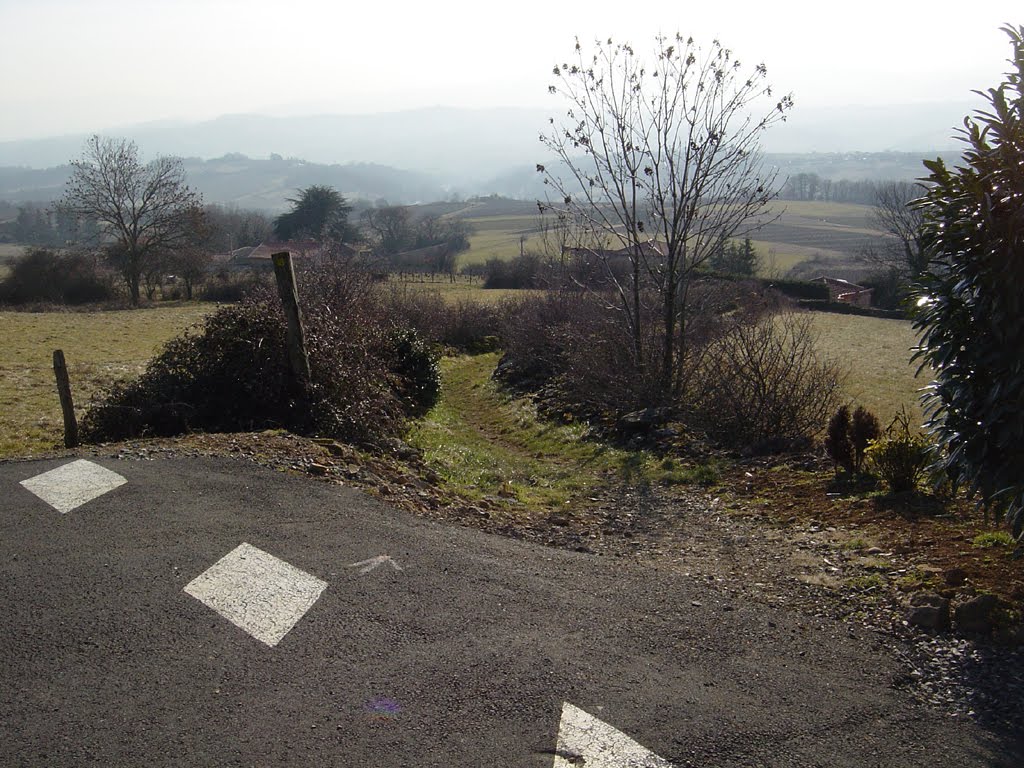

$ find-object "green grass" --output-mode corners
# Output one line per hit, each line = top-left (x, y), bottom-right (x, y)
(807, 312), (927, 429)
(971, 531), (1016, 548)
(844, 572), (888, 591)
(406, 353), (717, 514)
(0, 304), (212, 457)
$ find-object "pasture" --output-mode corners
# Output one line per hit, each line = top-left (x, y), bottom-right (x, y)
(456, 200), (884, 280)
(0, 304), (211, 457)
(807, 312), (927, 428)
(463, 215), (543, 266)
(0, 300), (926, 459)
(387, 275), (538, 304)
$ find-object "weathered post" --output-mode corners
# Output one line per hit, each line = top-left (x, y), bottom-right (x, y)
(52, 349), (79, 448)
(271, 251), (312, 387)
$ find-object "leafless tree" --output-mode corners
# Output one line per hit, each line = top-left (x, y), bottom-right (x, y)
(538, 34), (793, 400)
(58, 136), (202, 305)
(361, 205), (412, 255)
(168, 206), (214, 299)
(863, 180), (928, 279)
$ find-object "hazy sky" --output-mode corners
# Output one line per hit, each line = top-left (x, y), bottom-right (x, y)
(1, 0), (1020, 141)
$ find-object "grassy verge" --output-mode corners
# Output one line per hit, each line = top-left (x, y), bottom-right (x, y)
(0, 304), (212, 457)
(406, 353), (719, 515)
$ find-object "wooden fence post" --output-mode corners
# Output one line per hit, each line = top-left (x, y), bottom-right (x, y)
(271, 251), (312, 387)
(52, 349), (79, 448)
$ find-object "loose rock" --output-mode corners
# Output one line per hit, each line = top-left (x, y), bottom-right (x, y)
(906, 593), (951, 631)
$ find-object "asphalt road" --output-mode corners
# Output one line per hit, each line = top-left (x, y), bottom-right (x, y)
(1, 456), (1019, 767)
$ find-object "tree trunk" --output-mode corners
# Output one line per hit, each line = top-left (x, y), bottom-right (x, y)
(127, 272), (141, 306)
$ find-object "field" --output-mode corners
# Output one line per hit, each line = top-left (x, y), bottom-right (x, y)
(0, 305), (211, 457)
(808, 312), (927, 428)
(387, 275), (538, 304)
(0, 301), (926, 459)
(456, 199), (883, 280)
(463, 215), (543, 266)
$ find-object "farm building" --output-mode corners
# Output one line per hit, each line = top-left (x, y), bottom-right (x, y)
(221, 240), (372, 269)
(817, 276), (873, 308)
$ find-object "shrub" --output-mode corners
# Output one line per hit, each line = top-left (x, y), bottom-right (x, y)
(0, 248), (115, 305)
(382, 287), (503, 352)
(497, 288), (840, 449)
(201, 270), (269, 302)
(911, 25), (1024, 535)
(386, 327), (440, 415)
(824, 406), (854, 472)
(687, 312), (844, 449)
(81, 259), (427, 446)
(483, 254), (544, 289)
(824, 404), (881, 473)
(496, 290), (666, 424)
(866, 410), (931, 493)
(850, 406), (881, 472)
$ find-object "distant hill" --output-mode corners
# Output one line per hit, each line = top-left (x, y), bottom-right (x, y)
(0, 108), (551, 186)
(0, 155), (447, 209)
(480, 150), (966, 202)
(0, 148), (967, 211)
(0, 101), (976, 187)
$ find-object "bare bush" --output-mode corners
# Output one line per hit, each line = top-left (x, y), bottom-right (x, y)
(686, 312), (844, 449)
(0, 248), (115, 306)
(381, 286), (502, 352)
(496, 281), (792, 433)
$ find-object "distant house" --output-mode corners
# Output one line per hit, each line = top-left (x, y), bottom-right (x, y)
(562, 240), (668, 263)
(818, 277), (873, 308)
(227, 240), (372, 268)
(242, 240), (324, 266)
(561, 240), (669, 276)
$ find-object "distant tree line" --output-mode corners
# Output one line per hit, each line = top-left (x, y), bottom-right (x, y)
(0, 202), (100, 246)
(1, 200), (272, 255)
(779, 173), (909, 205)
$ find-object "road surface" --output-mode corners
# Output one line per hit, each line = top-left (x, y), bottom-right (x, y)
(1, 456), (1018, 766)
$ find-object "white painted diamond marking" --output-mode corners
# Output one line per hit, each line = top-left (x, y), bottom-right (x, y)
(184, 543), (327, 647)
(553, 702), (674, 767)
(19, 459), (127, 514)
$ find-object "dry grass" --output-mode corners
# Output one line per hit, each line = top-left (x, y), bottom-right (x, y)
(807, 312), (928, 429)
(462, 215), (542, 266)
(0, 304), (212, 457)
(386, 276), (538, 305)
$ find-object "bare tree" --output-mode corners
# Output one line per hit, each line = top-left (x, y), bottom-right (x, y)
(538, 34), (792, 400)
(58, 136), (202, 305)
(168, 206), (214, 299)
(863, 181), (928, 279)
(361, 205), (413, 255)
